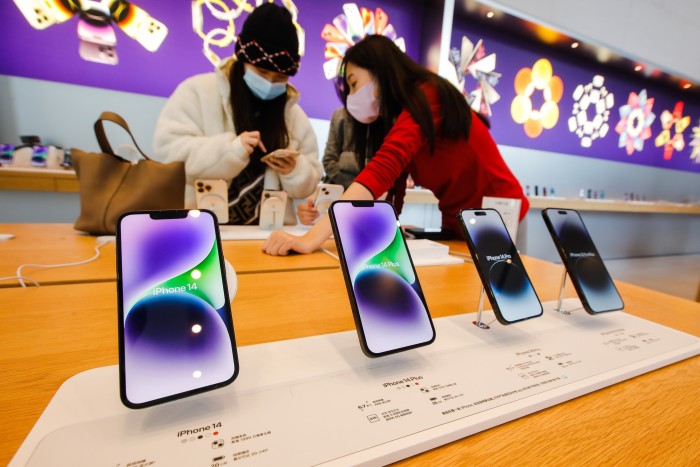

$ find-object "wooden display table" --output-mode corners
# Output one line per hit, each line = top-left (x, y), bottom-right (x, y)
(1, 256), (698, 465)
(0, 167), (78, 192)
(0, 223), (338, 287)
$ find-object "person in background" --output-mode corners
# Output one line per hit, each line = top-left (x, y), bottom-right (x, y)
(263, 35), (527, 255)
(297, 106), (377, 225)
(152, 3), (322, 224)
(322, 107), (362, 190)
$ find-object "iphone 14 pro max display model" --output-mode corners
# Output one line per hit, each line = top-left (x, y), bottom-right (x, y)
(542, 208), (623, 314)
(458, 208), (542, 325)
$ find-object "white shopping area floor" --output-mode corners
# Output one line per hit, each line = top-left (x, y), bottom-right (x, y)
(604, 254), (700, 302)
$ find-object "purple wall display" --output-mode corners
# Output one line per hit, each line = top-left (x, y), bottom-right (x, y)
(0, 0), (425, 121)
(451, 17), (700, 174)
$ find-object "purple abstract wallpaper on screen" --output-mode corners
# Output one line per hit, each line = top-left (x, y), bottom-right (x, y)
(333, 202), (433, 355)
(119, 212), (234, 405)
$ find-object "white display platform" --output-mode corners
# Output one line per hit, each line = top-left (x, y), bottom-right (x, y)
(219, 225), (311, 240)
(407, 239), (463, 266)
(13, 300), (700, 466)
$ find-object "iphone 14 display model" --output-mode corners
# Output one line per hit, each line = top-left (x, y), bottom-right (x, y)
(458, 208), (543, 325)
(541, 208), (623, 314)
(116, 209), (239, 408)
(329, 200), (436, 357)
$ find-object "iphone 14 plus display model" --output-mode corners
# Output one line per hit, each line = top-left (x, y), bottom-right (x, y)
(542, 208), (623, 314)
(458, 208), (542, 325)
(329, 201), (436, 357)
(116, 209), (239, 408)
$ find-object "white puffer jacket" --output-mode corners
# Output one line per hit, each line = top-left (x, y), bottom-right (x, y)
(152, 58), (322, 212)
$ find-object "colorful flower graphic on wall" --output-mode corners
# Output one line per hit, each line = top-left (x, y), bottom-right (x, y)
(690, 119), (700, 163)
(615, 89), (655, 156)
(447, 36), (501, 117)
(567, 75), (615, 148)
(510, 59), (563, 138)
(12, 0), (168, 65)
(192, 0), (305, 67)
(654, 102), (691, 160)
(321, 3), (405, 80)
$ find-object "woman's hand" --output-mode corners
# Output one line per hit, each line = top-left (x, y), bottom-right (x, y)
(238, 131), (267, 154)
(262, 230), (318, 256)
(297, 198), (320, 225)
(262, 182), (373, 256)
(263, 153), (297, 175)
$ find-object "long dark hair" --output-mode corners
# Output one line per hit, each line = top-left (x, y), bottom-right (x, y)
(341, 35), (472, 162)
(229, 60), (289, 160)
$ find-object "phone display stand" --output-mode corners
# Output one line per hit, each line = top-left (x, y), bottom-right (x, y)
(555, 269), (583, 315)
(473, 287), (491, 330)
(14, 303), (700, 466)
(259, 196), (285, 231)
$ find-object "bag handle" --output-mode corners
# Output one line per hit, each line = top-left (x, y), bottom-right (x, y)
(94, 111), (151, 161)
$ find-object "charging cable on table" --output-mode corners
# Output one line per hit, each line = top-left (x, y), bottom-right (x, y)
(0, 236), (114, 287)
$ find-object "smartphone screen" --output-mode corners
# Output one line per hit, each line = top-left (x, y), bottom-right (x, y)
(542, 208), (623, 313)
(31, 145), (48, 167)
(117, 210), (238, 408)
(458, 209), (542, 324)
(329, 201), (435, 357)
(0, 144), (14, 164)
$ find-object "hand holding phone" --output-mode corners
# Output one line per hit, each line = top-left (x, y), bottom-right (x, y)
(541, 208), (623, 314)
(117, 209), (239, 408)
(259, 148), (300, 163)
(458, 208), (542, 325)
(297, 198), (319, 226)
(329, 201), (436, 357)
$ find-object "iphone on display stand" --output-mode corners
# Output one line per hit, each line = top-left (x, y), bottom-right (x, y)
(329, 200), (436, 357)
(313, 183), (344, 216)
(195, 179), (229, 224)
(31, 145), (48, 167)
(541, 208), (623, 314)
(458, 208), (542, 325)
(116, 209), (239, 409)
(259, 190), (287, 230)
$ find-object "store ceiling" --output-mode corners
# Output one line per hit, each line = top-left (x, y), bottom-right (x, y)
(454, 0), (698, 96)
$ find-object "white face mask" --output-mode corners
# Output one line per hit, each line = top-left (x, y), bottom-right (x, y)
(243, 68), (288, 100)
(346, 81), (380, 124)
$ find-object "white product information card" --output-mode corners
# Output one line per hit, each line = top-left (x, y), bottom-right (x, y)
(15, 301), (700, 467)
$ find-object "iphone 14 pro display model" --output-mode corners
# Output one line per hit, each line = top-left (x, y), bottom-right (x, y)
(542, 208), (623, 314)
(329, 200), (436, 357)
(116, 209), (239, 408)
(458, 208), (542, 325)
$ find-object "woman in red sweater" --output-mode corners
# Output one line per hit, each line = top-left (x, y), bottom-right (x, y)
(263, 35), (527, 255)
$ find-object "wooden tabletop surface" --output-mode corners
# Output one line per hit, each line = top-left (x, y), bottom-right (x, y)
(0, 224), (339, 287)
(1, 253), (698, 465)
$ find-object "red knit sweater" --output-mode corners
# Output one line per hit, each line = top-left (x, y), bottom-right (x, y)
(354, 83), (528, 237)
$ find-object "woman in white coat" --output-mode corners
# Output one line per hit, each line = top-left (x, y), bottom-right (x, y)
(153, 3), (322, 224)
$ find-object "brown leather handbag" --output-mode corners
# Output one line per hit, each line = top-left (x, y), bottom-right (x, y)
(72, 112), (185, 234)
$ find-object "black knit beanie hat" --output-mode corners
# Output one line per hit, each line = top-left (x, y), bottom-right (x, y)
(235, 3), (300, 76)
